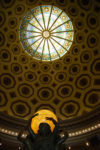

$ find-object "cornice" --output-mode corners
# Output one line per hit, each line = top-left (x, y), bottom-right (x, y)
(0, 107), (100, 144)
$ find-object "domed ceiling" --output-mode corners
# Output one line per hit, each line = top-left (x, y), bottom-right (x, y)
(20, 5), (74, 61)
(0, 0), (100, 121)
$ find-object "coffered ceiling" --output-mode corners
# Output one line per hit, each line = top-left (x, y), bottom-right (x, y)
(0, 0), (100, 122)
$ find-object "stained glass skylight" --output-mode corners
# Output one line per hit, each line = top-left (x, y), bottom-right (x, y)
(20, 5), (74, 61)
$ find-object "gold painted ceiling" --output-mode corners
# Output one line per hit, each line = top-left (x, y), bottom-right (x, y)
(0, 0), (100, 121)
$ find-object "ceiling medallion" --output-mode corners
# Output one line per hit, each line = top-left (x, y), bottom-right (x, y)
(20, 5), (74, 61)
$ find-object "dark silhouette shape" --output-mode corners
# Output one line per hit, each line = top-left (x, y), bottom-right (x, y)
(18, 114), (68, 150)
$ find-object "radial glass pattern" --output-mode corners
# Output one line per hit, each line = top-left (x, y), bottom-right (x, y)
(20, 5), (74, 61)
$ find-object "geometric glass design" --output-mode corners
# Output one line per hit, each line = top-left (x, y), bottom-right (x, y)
(20, 5), (74, 61)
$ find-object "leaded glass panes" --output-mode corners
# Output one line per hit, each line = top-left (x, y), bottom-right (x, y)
(20, 5), (74, 61)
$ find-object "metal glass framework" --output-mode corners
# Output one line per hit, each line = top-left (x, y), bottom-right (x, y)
(20, 5), (74, 61)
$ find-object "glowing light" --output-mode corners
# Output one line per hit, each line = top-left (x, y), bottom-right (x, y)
(98, 123), (100, 127)
(19, 146), (21, 150)
(86, 142), (90, 146)
(20, 5), (74, 61)
(31, 109), (58, 134)
(68, 146), (71, 149)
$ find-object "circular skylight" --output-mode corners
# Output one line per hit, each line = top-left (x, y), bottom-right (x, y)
(20, 5), (74, 61)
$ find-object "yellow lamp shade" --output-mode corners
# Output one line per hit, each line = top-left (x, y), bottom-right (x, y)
(31, 109), (58, 134)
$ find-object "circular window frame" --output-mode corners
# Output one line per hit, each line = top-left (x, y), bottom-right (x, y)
(20, 5), (74, 61)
